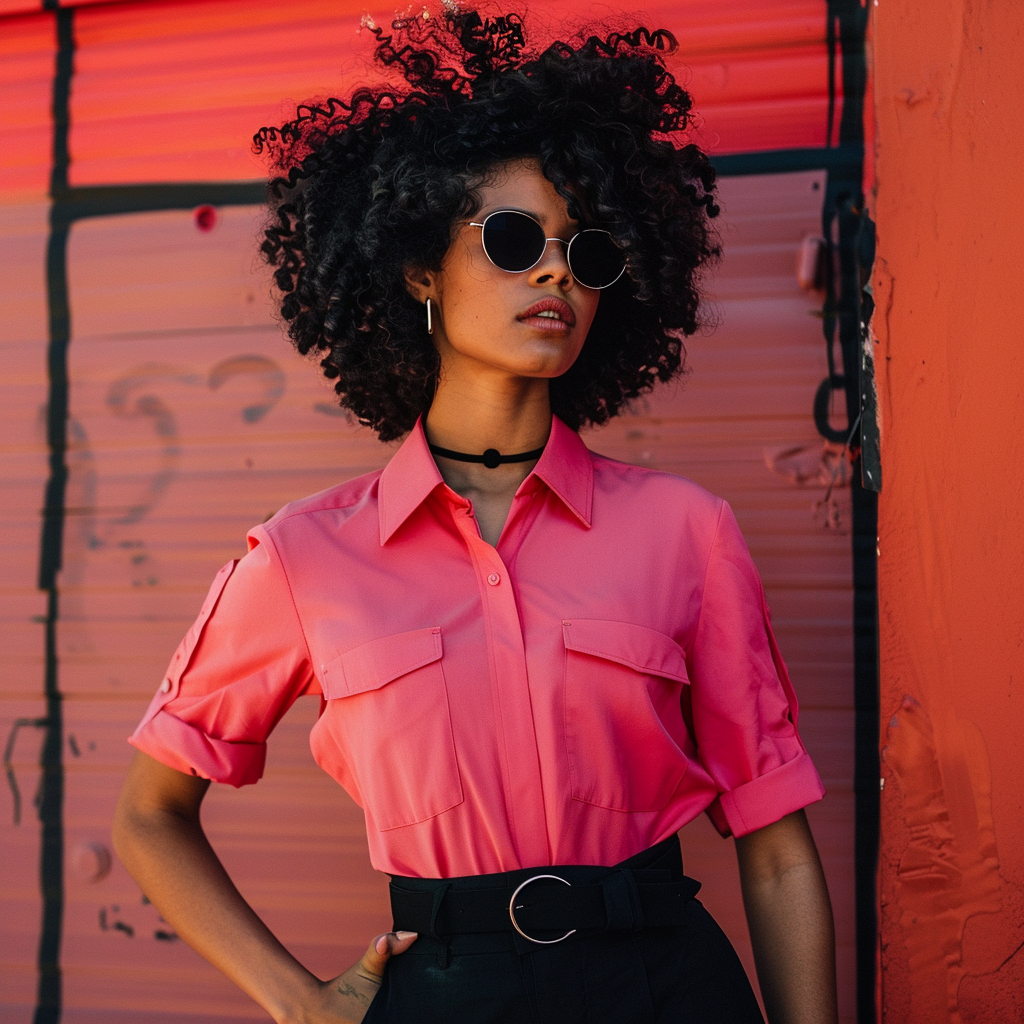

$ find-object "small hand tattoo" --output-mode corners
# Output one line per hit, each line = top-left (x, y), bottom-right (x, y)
(336, 981), (370, 1005)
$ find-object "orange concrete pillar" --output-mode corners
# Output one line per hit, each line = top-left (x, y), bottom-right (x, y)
(871, 1), (1024, 1021)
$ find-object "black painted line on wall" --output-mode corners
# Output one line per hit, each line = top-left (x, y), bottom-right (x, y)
(36, 2), (72, 1019)
(712, 144), (862, 178)
(822, 4), (879, 1023)
(57, 181), (267, 221)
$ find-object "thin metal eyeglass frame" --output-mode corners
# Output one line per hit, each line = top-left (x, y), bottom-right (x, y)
(467, 210), (626, 290)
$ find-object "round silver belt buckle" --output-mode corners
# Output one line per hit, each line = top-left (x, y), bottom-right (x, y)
(509, 874), (576, 945)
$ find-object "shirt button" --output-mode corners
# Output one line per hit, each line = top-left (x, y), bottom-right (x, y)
(159, 678), (171, 694)
(487, 572), (501, 586)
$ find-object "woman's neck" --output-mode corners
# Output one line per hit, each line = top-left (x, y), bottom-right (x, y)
(425, 373), (552, 455)
(424, 374), (552, 540)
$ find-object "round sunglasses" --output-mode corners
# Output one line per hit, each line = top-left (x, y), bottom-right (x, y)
(467, 209), (627, 290)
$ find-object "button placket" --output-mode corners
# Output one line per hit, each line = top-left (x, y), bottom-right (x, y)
(448, 494), (550, 865)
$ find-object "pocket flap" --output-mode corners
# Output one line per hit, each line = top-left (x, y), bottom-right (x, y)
(321, 626), (443, 698)
(562, 620), (689, 684)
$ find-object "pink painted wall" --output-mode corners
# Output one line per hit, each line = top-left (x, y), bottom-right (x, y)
(1, 2), (858, 1020)
(871, 1), (1024, 1020)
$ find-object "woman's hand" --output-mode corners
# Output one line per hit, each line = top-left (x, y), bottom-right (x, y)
(296, 931), (418, 1024)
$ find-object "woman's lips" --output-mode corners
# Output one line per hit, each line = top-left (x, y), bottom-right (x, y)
(517, 297), (576, 330)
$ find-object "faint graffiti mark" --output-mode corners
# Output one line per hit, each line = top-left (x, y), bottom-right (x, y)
(313, 401), (347, 417)
(106, 364), (199, 526)
(763, 440), (854, 533)
(208, 355), (285, 423)
(99, 906), (134, 937)
(154, 909), (179, 941)
(764, 441), (853, 488)
(66, 416), (99, 550)
(100, 895), (179, 941)
(66, 357), (287, 584)
(71, 841), (112, 883)
(116, 538), (157, 589)
(4, 717), (48, 825)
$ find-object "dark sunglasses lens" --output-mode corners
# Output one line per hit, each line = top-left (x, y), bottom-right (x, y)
(481, 211), (546, 272)
(568, 230), (626, 289)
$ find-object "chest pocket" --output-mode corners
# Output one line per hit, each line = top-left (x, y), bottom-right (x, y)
(316, 626), (463, 831)
(563, 619), (691, 812)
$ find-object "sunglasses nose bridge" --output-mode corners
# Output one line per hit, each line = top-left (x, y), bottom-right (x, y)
(530, 235), (574, 282)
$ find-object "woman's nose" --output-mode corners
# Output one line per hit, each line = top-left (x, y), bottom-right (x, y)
(529, 238), (573, 289)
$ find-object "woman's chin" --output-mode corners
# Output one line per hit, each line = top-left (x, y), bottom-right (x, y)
(508, 359), (579, 381)
(507, 342), (585, 379)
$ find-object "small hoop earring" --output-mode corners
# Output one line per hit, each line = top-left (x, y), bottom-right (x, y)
(426, 297), (433, 335)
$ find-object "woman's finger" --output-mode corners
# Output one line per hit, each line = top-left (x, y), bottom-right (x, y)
(358, 930), (418, 980)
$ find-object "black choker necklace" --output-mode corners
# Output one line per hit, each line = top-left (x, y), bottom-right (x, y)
(428, 442), (545, 469)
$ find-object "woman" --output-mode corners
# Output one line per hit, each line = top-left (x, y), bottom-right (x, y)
(114, 9), (838, 1024)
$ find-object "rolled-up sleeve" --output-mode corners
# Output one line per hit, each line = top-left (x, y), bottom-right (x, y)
(689, 501), (825, 837)
(129, 525), (315, 787)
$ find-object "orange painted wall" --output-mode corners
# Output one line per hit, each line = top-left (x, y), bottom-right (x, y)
(871, 1), (1024, 1020)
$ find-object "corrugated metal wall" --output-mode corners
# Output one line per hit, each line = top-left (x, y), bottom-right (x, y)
(1, 2), (857, 1021)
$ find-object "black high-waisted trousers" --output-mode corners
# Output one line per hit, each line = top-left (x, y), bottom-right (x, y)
(363, 835), (765, 1023)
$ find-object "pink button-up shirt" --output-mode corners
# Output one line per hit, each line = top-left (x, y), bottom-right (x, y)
(130, 416), (824, 878)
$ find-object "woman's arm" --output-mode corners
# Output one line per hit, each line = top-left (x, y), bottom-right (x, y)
(112, 750), (416, 1024)
(734, 809), (838, 1024)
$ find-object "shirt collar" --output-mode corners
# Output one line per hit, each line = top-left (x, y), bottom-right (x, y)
(529, 415), (594, 529)
(378, 414), (594, 545)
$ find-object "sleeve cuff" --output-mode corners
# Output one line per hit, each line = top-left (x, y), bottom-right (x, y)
(706, 752), (826, 838)
(129, 709), (266, 788)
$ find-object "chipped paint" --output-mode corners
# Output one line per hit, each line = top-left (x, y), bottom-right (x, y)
(880, 697), (1003, 1020)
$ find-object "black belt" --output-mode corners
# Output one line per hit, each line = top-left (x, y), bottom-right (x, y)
(390, 839), (701, 945)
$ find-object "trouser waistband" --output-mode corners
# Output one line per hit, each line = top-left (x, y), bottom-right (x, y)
(389, 835), (701, 945)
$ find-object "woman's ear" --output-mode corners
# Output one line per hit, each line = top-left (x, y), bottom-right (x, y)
(403, 266), (435, 304)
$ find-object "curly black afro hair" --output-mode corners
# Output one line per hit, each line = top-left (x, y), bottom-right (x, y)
(254, 7), (720, 442)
